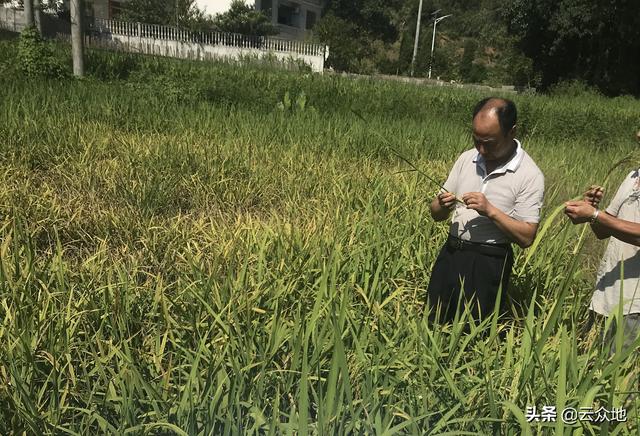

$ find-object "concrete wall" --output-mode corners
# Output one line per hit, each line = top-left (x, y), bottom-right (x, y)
(91, 0), (111, 21)
(0, 7), (70, 37)
(0, 7), (26, 32)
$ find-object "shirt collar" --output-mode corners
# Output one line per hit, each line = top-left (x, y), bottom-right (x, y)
(473, 139), (524, 176)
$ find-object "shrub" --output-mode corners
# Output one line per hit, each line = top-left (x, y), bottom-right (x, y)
(18, 26), (69, 79)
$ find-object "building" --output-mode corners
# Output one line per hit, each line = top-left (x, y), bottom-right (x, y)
(82, 0), (126, 20)
(254, 0), (326, 40)
(57, 0), (125, 21)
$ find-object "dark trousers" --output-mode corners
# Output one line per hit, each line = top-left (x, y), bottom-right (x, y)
(426, 240), (514, 323)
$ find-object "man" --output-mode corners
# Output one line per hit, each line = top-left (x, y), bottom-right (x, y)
(564, 130), (640, 354)
(427, 97), (545, 323)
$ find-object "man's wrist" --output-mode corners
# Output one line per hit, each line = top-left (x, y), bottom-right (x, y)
(486, 205), (500, 220)
(589, 209), (600, 224)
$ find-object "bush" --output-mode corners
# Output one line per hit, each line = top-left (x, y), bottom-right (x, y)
(18, 26), (69, 79)
(86, 49), (141, 80)
(547, 80), (603, 98)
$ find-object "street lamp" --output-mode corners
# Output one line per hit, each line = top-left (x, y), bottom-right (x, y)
(428, 11), (451, 79)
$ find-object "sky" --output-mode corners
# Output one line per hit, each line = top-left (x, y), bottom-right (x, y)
(196, 0), (245, 16)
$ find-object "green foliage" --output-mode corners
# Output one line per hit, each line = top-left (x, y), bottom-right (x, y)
(316, 0), (404, 73)
(504, 0), (640, 95)
(119, 0), (211, 31)
(548, 80), (603, 99)
(0, 34), (19, 76)
(325, 0), (402, 44)
(86, 50), (141, 80)
(40, 0), (64, 14)
(498, 45), (539, 88)
(310, 0), (639, 94)
(458, 39), (476, 82)
(212, 0), (278, 36)
(275, 90), (314, 115)
(17, 26), (68, 79)
(313, 13), (365, 72)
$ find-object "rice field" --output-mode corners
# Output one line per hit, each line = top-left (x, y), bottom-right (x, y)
(1, 37), (640, 433)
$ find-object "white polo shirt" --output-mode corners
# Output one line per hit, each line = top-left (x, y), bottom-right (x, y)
(590, 169), (640, 316)
(442, 139), (545, 244)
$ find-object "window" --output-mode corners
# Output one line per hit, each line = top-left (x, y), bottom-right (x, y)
(277, 3), (299, 27)
(261, 0), (272, 14)
(306, 10), (316, 30)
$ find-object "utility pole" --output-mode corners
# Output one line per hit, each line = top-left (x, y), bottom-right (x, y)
(428, 11), (451, 79)
(35, 0), (42, 34)
(71, 0), (85, 77)
(409, 0), (423, 77)
(23, 0), (34, 28)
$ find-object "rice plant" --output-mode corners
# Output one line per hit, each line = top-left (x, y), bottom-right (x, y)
(0, 39), (639, 433)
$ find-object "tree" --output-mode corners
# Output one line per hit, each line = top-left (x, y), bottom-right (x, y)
(120, 0), (206, 29)
(504, 0), (640, 95)
(458, 39), (486, 83)
(40, 0), (64, 14)
(315, 0), (404, 73)
(324, 0), (403, 44)
(212, 0), (278, 36)
(71, 0), (83, 76)
(23, 0), (34, 27)
(313, 12), (365, 72)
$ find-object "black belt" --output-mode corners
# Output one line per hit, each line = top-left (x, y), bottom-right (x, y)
(446, 235), (511, 257)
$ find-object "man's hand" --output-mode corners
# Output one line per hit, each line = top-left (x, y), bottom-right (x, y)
(462, 192), (496, 217)
(430, 191), (458, 221)
(583, 185), (604, 208)
(461, 192), (537, 247)
(564, 200), (596, 224)
(437, 192), (457, 210)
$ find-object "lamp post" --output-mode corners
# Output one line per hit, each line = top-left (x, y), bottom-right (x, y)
(428, 12), (451, 79)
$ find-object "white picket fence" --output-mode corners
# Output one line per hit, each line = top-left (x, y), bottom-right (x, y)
(93, 19), (327, 58)
(89, 19), (328, 72)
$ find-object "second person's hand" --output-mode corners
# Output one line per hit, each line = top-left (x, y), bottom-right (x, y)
(583, 185), (604, 208)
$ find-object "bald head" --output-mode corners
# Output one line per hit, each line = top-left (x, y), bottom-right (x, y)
(472, 97), (517, 136)
(471, 97), (518, 164)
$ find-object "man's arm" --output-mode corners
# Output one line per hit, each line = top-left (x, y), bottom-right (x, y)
(590, 220), (611, 240)
(488, 210), (538, 248)
(565, 201), (640, 246)
(462, 192), (538, 248)
(581, 185), (609, 239)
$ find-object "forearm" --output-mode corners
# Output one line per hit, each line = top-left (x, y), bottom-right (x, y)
(592, 212), (640, 246)
(487, 207), (536, 248)
(430, 198), (452, 222)
(589, 220), (611, 240)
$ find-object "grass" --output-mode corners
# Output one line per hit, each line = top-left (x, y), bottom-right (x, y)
(1, 36), (640, 433)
